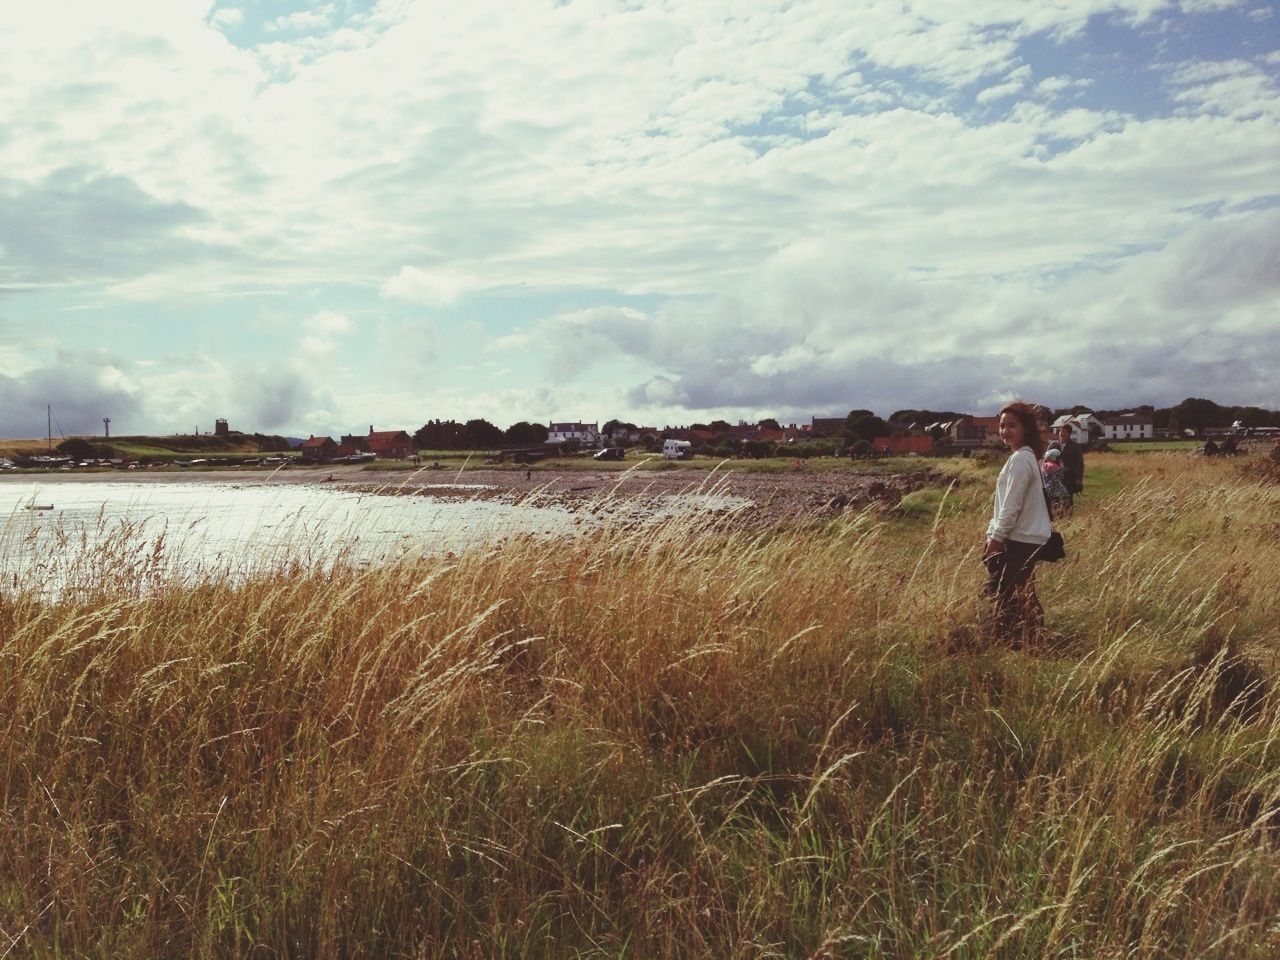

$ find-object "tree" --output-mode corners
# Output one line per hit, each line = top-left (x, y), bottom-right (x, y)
(504, 421), (548, 446)
(1169, 398), (1229, 436)
(757, 418), (780, 430)
(1229, 405), (1280, 428)
(414, 419), (467, 450)
(465, 419), (504, 448)
(845, 410), (889, 443)
(708, 420), (731, 435)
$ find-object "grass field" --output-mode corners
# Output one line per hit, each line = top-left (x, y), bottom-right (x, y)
(1110, 440), (1202, 453)
(0, 438), (50, 458)
(0, 436), (294, 465)
(2, 451), (1278, 957)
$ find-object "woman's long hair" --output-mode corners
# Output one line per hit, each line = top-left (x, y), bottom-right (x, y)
(999, 401), (1047, 460)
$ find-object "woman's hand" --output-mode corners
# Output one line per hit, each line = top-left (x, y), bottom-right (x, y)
(983, 537), (1005, 558)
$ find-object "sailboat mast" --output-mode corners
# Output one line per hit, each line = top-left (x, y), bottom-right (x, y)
(47, 405), (52, 451)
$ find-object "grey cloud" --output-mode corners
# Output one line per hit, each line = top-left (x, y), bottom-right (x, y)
(230, 366), (326, 432)
(574, 210), (1280, 417)
(627, 354), (1004, 418)
(0, 352), (142, 438)
(1145, 210), (1280, 311)
(0, 167), (219, 286)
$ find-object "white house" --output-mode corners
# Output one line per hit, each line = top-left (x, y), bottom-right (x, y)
(548, 421), (602, 447)
(1101, 412), (1155, 441)
(1051, 413), (1104, 444)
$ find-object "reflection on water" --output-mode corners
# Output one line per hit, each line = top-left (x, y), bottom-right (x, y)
(0, 482), (580, 597)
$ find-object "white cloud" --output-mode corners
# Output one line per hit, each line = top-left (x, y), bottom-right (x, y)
(1178, 0), (1243, 11)
(1167, 60), (1280, 118)
(380, 267), (476, 307)
(0, 0), (1276, 431)
(298, 310), (354, 358)
(265, 6), (334, 33)
(1032, 74), (1094, 99)
(4, 0), (1273, 304)
(976, 64), (1033, 103)
(210, 7), (243, 28)
(306, 310), (353, 336)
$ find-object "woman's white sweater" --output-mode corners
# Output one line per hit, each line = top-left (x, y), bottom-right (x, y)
(986, 446), (1051, 545)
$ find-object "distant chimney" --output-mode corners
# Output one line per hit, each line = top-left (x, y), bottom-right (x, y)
(369, 425), (374, 434)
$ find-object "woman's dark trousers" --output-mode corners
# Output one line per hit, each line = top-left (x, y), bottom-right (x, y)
(984, 540), (1043, 646)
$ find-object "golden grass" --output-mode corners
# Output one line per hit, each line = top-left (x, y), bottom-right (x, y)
(1, 452), (1278, 957)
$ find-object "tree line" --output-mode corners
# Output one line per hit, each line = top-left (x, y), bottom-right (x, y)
(408, 398), (1280, 453)
(413, 419), (549, 450)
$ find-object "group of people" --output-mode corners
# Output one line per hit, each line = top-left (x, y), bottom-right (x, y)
(982, 405), (1086, 647)
(1040, 422), (1085, 518)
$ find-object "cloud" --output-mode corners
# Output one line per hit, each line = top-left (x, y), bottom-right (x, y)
(228, 364), (337, 432)
(0, 1), (1275, 433)
(3, 0), (1273, 304)
(976, 65), (1033, 104)
(306, 310), (353, 336)
(1167, 59), (1280, 118)
(519, 208), (1280, 419)
(380, 266), (476, 307)
(296, 310), (354, 358)
(0, 168), (215, 286)
(1032, 74), (1093, 100)
(265, 6), (334, 33)
(374, 316), (440, 378)
(210, 7), (244, 28)
(0, 351), (143, 438)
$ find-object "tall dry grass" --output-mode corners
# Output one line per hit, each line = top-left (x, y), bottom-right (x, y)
(1, 452), (1279, 958)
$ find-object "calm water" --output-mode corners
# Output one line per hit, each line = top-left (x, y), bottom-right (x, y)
(0, 481), (581, 595)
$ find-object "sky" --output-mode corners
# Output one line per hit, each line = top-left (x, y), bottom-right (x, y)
(0, 0), (1277, 439)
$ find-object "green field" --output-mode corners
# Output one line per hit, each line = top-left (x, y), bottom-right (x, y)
(2, 451), (1279, 957)
(1109, 439), (1202, 452)
(1, 434), (297, 465)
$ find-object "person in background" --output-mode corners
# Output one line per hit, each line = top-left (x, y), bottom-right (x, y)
(1052, 422), (1085, 512)
(984, 402), (1053, 647)
(1041, 448), (1070, 519)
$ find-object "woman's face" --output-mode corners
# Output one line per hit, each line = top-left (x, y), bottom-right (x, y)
(999, 412), (1025, 449)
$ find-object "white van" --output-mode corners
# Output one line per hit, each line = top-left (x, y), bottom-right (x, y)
(662, 439), (693, 460)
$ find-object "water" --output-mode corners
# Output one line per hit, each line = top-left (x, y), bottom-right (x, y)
(0, 480), (581, 596)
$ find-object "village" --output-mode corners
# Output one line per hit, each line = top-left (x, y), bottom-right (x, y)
(290, 405), (1279, 465)
(4, 400), (1278, 473)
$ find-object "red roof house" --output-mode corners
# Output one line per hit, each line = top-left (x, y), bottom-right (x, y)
(367, 428), (415, 460)
(299, 436), (338, 461)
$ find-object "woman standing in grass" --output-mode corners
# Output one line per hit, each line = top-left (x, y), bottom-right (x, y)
(983, 401), (1052, 646)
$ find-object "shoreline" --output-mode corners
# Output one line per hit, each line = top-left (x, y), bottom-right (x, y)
(0, 463), (935, 526)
